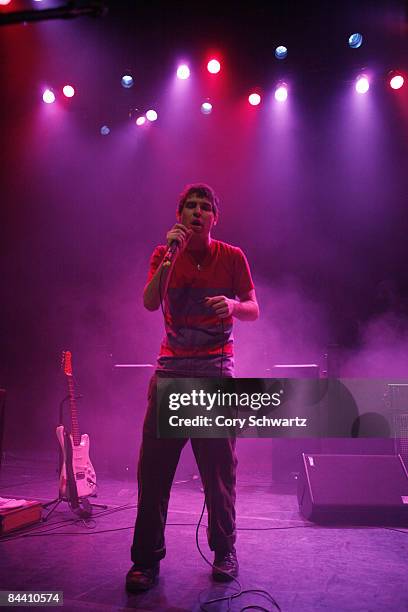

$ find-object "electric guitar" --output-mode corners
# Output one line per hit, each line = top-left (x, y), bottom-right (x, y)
(56, 351), (97, 499)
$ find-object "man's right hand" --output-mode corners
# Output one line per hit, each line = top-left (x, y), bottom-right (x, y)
(166, 224), (192, 254)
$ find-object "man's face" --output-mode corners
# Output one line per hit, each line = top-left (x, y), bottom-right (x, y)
(178, 193), (216, 237)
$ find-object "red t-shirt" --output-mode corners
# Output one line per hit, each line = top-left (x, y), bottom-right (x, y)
(147, 239), (254, 375)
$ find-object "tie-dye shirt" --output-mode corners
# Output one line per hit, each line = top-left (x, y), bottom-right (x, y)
(147, 239), (254, 377)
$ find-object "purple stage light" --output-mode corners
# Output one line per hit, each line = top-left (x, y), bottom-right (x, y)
(62, 85), (75, 98)
(146, 109), (158, 122)
(390, 74), (404, 90)
(136, 116), (146, 126)
(176, 64), (190, 80)
(42, 89), (55, 104)
(248, 93), (261, 106)
(275, 84), (288, 102)
(207, 59), (221, 74)
(355, 76), (369, 94)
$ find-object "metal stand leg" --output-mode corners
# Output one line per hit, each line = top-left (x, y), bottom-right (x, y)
(42, 496), (108, 520)
(42, 497), (65, 521)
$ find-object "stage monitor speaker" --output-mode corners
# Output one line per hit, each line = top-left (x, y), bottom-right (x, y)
(297, 453), (408, 526)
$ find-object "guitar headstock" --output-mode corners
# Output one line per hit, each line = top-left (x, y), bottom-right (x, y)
(62, 351), (73, 377)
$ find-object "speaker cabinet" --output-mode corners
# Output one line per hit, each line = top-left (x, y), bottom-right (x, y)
(297, 453), (408, 525)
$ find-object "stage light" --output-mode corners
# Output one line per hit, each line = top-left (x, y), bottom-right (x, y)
(348, 33), (363, 49)
(275, 45), (288, 60)
(100, 125), (110, 135)
(62, 85), (75, 98)
(136, 116), (146, 126)
(0, 0), (12, 5)
(176, 64), (190, 80)
(248, 93), (261, 106)
(389, 74), (404, 90)
(121, 75), (134, 88)
(42, 89), (55, 104)
(355, 75), (369, 94)
(275, 84), (288, 102)
(146, 109), (158, 122)
(201, 102), (212, 114)
(207, 59), (221, 74)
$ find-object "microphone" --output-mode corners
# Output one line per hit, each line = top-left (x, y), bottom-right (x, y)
(162, 240), (179, 267)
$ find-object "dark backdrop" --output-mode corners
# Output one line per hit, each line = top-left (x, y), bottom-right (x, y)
(1, 0), (407, 466)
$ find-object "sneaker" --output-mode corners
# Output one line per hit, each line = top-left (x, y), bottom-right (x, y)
(212, 549), (239, 582)
(125, 563), (160, 592)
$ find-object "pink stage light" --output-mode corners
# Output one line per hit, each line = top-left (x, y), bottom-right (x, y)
(275, 84), (288, 102)
(0, 0), (12, 5)
(146, 109), (158, 122)
(248, 93), (261, 106)
(390, 74), (404, 90)
(136, 116), (146, 126)
(207, 59), (221, 74)
(62, 85), (75, 98)
(42, 89), (56, 104)
(176, 64), (190, 80)
(355, 76), (369, 94)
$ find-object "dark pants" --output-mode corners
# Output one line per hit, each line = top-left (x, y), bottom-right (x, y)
(131, 374), (237, 566)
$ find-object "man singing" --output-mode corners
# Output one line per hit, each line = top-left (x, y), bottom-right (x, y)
(126, 183), (259, 592)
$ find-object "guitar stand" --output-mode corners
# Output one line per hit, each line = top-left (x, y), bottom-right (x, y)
(43, 495), (107, 521)
(43, 395), (108, 521)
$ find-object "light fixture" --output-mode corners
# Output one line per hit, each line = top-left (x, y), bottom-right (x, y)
(62, 85), (75, 98)
(201, 102), (213, 114)
(275, 45), (288, 60)
(275, 83), (288, 102)
(146, 109), (158, 122)
(348, 33), (363, 49)
(355, 75), (369, 94)
(248, 93), (261, 106)
(42, 89), (55, 104)
(176, 64), (190, 80)
(207, 59), (221, 74)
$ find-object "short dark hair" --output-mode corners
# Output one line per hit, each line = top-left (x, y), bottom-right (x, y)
(177, 183), (219, 220)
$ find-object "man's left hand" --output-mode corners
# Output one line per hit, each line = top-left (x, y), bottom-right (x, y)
(205, 296), (235, 319)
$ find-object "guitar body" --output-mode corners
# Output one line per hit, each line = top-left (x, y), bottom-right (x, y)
(56, 425), (97, 499)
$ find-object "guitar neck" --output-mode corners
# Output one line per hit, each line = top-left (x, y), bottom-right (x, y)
(66, 375), (81, 446)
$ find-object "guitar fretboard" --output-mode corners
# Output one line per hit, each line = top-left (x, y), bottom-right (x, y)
(66, 375), (81, 446)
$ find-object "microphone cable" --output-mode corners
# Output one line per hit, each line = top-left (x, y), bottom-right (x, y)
(158, 250), (280, 610)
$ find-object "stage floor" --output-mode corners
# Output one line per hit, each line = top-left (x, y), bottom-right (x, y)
(1, 452), (407, 611)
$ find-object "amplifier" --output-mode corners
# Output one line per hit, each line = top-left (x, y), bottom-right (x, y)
(297, 453), (408, 525)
